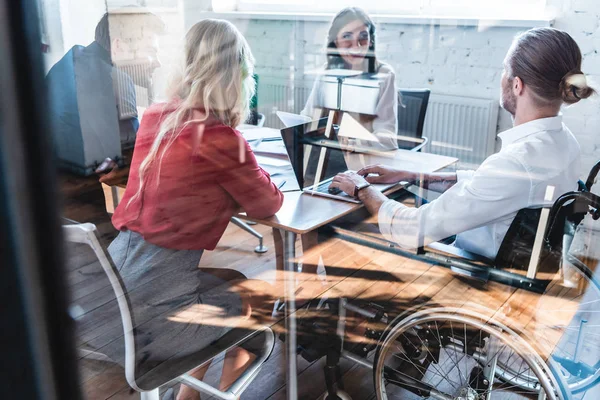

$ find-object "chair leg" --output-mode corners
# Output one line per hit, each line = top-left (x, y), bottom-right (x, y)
(230, 217), (268, 253)
(140, 388), (160, 400)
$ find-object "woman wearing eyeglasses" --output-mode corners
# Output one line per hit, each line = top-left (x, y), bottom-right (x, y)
(301, 7), (398, 150)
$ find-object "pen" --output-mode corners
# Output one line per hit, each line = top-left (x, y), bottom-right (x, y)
(250, 137), (263, 150)
(277, 180), (286, 189)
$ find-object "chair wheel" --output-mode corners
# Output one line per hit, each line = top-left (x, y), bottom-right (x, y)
(318, 391), (352, 400)
(254, 245), (268, 253)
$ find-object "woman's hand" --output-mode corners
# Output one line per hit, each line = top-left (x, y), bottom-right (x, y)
(330, 171), (369, 196)
(357, 164), (417, 184)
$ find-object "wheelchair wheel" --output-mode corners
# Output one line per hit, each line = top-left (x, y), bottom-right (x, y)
(373, 307), (568, 400)
(494, 258), (600, 396)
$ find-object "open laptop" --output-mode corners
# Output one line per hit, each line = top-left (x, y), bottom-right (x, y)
(280, 117), (400, 203)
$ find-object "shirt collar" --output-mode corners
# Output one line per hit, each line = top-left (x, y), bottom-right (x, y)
(498, 115), (563, 148)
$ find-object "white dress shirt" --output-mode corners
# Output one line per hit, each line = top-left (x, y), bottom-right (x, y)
(378, 115), (581, 260)
(301, 63), (398, 149)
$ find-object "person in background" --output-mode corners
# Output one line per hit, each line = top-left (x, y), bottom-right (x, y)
(330, 27), (595, 263)
(108, 19), (283, 400)
(46, 11), (165, 174)
(301, 7), (398, 150)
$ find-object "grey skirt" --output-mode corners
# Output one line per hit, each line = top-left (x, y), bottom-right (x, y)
(106, 230), (244, 362)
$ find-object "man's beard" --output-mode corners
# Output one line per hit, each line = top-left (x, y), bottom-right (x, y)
(500, 80), (517, 116)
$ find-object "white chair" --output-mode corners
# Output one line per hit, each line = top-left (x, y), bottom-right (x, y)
(64, 222), (274, 400)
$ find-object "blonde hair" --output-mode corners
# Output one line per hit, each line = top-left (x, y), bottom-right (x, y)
(128, 19), (256, 207)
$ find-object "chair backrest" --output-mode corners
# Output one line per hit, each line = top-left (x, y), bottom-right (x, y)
(62, 223), (141, 391)
(64, 223), (262, 393)
(397, 88), (430, 141)
(495, 161), (600, 273)
(495, 190), (600, 273)
(583, 160), (600, 192)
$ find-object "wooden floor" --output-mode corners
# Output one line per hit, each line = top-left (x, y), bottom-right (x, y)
(62, 172), (600, 400)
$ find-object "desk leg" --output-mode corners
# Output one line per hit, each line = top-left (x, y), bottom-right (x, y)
(281, 228), (298, 400)
(274, 228), (319, 272)
(273, 228), (283, 271)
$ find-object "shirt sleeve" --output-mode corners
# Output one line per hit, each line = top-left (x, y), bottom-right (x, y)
(378, 153), (531, 250)
(456, 170), (475, 182)
(371, 68), (399, 149)
(199, 128), (284, 219)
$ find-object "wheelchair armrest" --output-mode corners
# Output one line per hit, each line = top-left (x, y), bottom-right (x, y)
(585, 160), (600, 191)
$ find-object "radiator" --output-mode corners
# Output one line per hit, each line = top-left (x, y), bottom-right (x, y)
(257, 80), (499, 166)
(257, 79), (312, 128)
(113, 61), (155, 118)
(423, 94), (499, 166)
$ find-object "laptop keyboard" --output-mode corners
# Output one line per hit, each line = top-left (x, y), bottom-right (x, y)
(314, 180), (343, 195)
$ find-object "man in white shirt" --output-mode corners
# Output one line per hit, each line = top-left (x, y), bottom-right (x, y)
(330, 27), (596, 261)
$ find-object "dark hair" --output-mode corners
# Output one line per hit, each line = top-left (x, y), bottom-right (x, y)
(506, 27), (595, 105)
(326, 7), (377, 73)
(95, 13), (111, 51)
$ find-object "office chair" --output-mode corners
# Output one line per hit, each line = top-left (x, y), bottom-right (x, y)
(397, 89), (430, 152)
(63, 222), (274, 400)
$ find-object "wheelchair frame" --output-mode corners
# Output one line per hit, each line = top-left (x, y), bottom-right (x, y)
(291, 164), (600, 400)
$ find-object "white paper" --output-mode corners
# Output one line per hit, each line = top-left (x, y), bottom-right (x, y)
(255, 155), (290, 167)
(253, 140), (288, 156)
(240, 127), (281, 142)
(338, 113), (379, 141)
(276, 111), (312, 128)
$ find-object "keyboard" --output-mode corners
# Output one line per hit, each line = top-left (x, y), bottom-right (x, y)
(314, 180), (343, 195)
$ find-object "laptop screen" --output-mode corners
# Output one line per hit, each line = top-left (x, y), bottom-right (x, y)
(280, 117), (350, 189)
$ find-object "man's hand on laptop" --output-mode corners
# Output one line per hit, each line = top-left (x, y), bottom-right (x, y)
(330, 171), (388, 215)
(330, 171), (369, 197)
(357, 165), (416, 184)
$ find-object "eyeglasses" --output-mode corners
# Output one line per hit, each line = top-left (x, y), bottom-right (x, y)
(336, 30), (370, 49)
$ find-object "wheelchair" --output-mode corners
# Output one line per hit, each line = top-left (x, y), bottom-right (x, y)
(286, 162), (600, 400)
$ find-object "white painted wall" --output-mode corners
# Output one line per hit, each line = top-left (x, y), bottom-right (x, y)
(59, 0), (107, 51)
(38, 0), (64, 71)
(39, 0), (599, 174)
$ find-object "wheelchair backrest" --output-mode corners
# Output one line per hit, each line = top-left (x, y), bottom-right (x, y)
(495, 190), (600, 272)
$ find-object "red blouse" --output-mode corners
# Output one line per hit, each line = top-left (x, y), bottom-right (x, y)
(112, 103), (284, 250)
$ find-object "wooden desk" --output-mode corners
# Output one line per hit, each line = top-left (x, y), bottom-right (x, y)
(231, 145), (456, 400)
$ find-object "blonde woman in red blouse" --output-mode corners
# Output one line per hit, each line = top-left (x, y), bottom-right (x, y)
(109, 19), (283, 400)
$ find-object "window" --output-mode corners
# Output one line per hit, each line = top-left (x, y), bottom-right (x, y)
(227, 0), (548, 19)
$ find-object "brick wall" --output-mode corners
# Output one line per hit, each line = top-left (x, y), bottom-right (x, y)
(101, 7), (185, 105)
(42, 0), (599, 176)
(181, 1), (600, 177)
(549, 0), (600, 177)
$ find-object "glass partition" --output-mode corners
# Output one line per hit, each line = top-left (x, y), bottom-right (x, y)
(26, 0), (600, 399)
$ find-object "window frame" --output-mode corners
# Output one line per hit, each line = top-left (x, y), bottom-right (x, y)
(226, 0), (549, 21)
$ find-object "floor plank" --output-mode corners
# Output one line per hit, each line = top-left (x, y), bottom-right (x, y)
(62, 172), (600, 400)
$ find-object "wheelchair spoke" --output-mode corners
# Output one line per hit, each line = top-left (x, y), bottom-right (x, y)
(397, 332), (459, 390)
(449, 321), (466, 387)
(392, 350), (454, 387)
(384, 365), (452, 398)
(374, 312), (561, 400)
